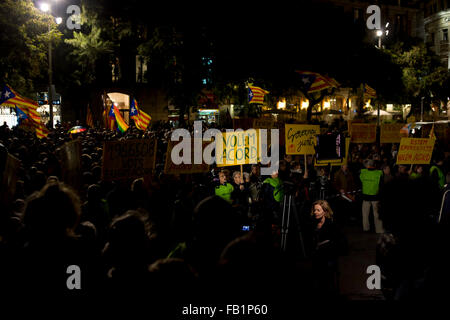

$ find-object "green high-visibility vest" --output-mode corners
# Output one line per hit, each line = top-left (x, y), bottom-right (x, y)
(360, 169), (383, 196)
(215, 183), (234, 203)
(430, 165), (445, 189)
(263, 177), (284, 202)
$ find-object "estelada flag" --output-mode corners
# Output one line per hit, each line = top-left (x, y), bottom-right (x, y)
(0, 84), (48, 138)
(248, 85), (269, 104)
(364, 84), (377, 99)
(295, 71), (340, 94)
(130, 98), (151, 131)
(104, 104), (116, 131)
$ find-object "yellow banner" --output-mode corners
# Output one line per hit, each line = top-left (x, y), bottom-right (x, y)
(216, 130), (259, 167)
(349, 123), (377, 143)
(380, 123), (404, 143)
(396, 138), (435, 165)
(315, 137), (351, 167)
(285, 124), (320, 155)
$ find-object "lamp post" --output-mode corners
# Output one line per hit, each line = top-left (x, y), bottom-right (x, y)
(421, 96), (425, 122)
(39, 2), (62, 129)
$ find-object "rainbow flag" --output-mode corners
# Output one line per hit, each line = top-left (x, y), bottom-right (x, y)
(0, 84), (49, 139)
(248, 85), (269, 104)
(130, 98), (151, 131)
(113, 105), (129, 133)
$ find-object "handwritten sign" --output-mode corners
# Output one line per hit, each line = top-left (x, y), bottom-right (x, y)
(349, 123), (377, 143)
(285, 124), (320, 155)
(315, 138), (351, 167)
(164, 139), (210, 174)
(58, 140), (81, 190)
(396, 138), (435, 165)
(216, 130), (259, 167)
(102, 139), (157, 181)
(380, 123), (404, 143)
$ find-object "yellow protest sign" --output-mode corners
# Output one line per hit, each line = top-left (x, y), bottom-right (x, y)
(285, 124), (320, 155)
(164, 139), (211, 174)
(216, 130), (259, 167)
(315, 137), (351, 167)
(396, 138), (435, 165)
(380, 123), (404, 143)
(349, 123), (377, 143)
(102, 139), (157, 181)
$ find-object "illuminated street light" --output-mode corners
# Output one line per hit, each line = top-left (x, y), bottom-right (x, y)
(40, 3), (50, 12)
(55, 17), (62, 25)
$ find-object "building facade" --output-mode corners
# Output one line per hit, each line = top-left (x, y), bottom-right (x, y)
(423, 0), (450, 68)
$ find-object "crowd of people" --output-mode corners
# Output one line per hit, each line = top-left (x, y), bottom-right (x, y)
(0, 119), (449, 303)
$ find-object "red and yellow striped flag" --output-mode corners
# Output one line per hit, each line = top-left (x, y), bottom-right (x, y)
(0, 85), (48, 138)
(130, 98), (151, 131)
(248, 85), (269, 104)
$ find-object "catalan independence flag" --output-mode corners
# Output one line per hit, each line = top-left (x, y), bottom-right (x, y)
(364, 84), (377, 99)
(104, 104), (116, 130)
(0, 84), (49, 139)
(130, 98), (151, 131)
(248, 85), (269, 104)
(296, 71), (340, 94)
(113, 105), (129, 133)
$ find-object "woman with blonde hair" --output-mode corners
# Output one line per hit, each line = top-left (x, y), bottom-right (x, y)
(310, 200), (347, 298)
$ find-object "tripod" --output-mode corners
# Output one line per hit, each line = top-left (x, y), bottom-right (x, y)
(280, 190), (306, 258)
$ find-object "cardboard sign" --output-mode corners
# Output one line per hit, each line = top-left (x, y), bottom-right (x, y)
(380, 123), (404, 143)
(396, 138), (435, 165)
(102, 139), (157, 181)
(285, 124), (320, 155)
(164, 139), (211, 174)
(315, 137), (351, 167)
(58, 140), (81, 190)
(0, 153), (20, 205)
(216, 130), (259, 167)
(349, 123), (377, 143)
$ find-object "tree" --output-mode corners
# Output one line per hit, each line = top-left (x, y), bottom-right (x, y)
(0, 0), (61, 96)
(386, 42), (450, 116)
(138, 25), (206, 127)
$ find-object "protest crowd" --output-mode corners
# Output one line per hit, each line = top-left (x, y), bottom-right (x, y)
(0, 117), (449, 302)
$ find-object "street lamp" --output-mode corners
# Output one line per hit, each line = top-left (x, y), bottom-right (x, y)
(376, 29), (383, 48)
(39, 1), (61, 128)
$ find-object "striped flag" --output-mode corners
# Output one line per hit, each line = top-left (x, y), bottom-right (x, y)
(86, 105), (94, 128)
(0, 84), (48, 138)
(248, 85), (269, 104)
(364, 84), (377, 99)
(130, 98), (151, 131)
(104, 104), (116, 130)
(113, 105), (129, 133)
(296, 71), (340, 94)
